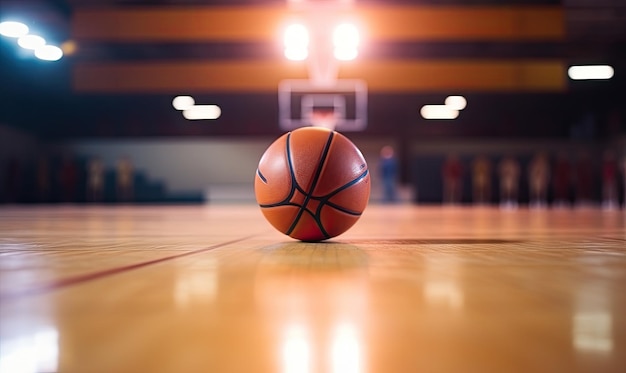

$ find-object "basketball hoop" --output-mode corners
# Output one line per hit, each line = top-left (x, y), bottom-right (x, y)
(310, 109), (338, 130)
(278, 78), (367, 131)
(279, 0), (366, 132)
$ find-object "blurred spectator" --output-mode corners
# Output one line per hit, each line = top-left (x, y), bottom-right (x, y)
(379, 146), (398, 203)
(116, 156), (134, 202)
(442, 154), (463, 204)
(59, 156), (78, 203)
(472, 155), (491, 204)
(528, 152), (550, 208)
(36, 156), (51, 203)
(602, 150), (618, 210)
(498, 155), (520, 208)
(552, 152), (571, 207)
(574, 151), (593, 207)
(87, 157), (105, 202)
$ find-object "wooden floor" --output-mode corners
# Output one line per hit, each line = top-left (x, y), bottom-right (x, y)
(0, 204), (625, 373)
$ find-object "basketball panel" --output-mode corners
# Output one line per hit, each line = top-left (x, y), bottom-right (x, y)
(319, 208), (361, 238)
(255, 134), (293, 205)
(288, 212), (325, 241)
(289, 127), (334, 192)
(326, 173), (370, 213)
(260, 205), (300, 234)
(313, 132), (368, 197)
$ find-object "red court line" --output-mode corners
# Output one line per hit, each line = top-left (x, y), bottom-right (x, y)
(0, 235), (254, 301)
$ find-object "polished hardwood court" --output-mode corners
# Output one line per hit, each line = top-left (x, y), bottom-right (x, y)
(0, 205), (624, 372)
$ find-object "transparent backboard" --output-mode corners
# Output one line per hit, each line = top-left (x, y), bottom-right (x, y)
(278, 79), (368, 132)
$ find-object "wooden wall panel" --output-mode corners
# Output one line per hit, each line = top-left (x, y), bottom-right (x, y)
(74, 61), (309, 92)
(359, 6), (564, 41)
(72, 5), (564, 42)
(74, 60), (565, 93)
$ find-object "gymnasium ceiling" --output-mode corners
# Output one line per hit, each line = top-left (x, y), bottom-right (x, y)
(0, 0), (625, 139)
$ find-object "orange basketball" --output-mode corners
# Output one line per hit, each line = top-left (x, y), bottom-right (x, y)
(255, 127), (370, 241)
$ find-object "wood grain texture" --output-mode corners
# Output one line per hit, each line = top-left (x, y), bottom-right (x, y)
(73, 60), (566, 93)
(0, 205), (624, 372)
(72, 6), (564, 42)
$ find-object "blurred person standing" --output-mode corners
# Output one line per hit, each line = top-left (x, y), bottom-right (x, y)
(442, 154), (463, 204)
(472, 155), (491, 204)
(379, 146), (398, 203)
(116, 156), (134, 202)
(36, 156), (51, 202)
(602, 150), (618, 210)
(87, 157), (105, 202)
(59, 156), (78, 203)
(498, 155), (520, 209)
(528, 152), (550, 208)
(552, 152), (571, 207)
(574, 151), (594, 207)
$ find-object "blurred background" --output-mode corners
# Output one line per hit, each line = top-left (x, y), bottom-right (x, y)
(0, 0), (624, 206)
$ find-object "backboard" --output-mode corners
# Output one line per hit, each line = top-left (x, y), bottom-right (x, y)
(278, 79), (367, 131)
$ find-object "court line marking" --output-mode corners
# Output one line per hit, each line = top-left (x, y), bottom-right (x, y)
(0, 235), (255, 301)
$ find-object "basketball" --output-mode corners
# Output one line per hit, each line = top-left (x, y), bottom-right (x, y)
(255, 127), (370, 241)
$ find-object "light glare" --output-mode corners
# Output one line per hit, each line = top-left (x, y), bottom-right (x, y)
(284, 24), (309, 48)
(568, 65), (614, 80)
(0, 21), (29, 38)
(172, 96), (195, 111)
(183, 105), (221, 120)
(283, 325), (310, 373)
(331, 323), (361, 373)
(420, 105), (459, 120)
(284, 47), (308, 61)
(34, 45), (63, 61)
(334, 47), (358, 61)
(445, 96), (467, 110)
(333, 23), (359, 48)
(18, 34), (46, 50)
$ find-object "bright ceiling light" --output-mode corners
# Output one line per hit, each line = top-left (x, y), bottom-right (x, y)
(34, 45), (63, 61)
(17, 34), (46, 50)
(445, 96), (467, 110)
(333, 23), (359, 48)
(172, 95), (195, 111)
(0, 21), (29, 38)
(284, 24), (309, 48)
(568, 65), (614, 80)
(283, 24), (308, 61)
(284, 47), (308, 61)
(183, 105), (221, 120)
(420, 105), (459, 120)
(334, 47), (358, 61)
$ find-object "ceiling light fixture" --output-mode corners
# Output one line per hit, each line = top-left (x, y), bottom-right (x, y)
(0, 21), (29, 38)
(568, 65), (614, 80)
(183, 105), (222, 120)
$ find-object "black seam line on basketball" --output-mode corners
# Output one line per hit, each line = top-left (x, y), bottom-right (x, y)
(286, 132), (309, 196)
(314, 169), (370, 201)
(256, 168), (267, 184)
(285, 131), (335, 236)
(258, 132), (298, 208)
(259, 202), (301, 208)
(286, 133), (313, 198)
(310, 195), (331, 238)
(323, 202), (363, 216)
(311, 170), (369, 215)
(0, 235), (255, 302)
(289, 205), (330, 239)
(311, 168), (369, 227)
(256, 132), (309, 210)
